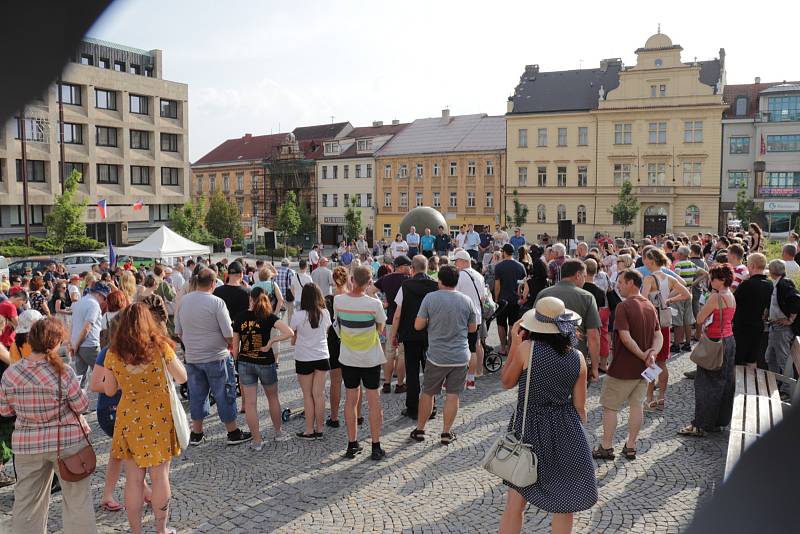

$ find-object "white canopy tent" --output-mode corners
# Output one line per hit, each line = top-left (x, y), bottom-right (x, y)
(116, 225), (211, 258)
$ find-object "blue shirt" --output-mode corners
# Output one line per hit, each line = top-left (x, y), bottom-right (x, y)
(95, 347), (122, 411)
(341, 251), (354, 265)
(464, 230), (481, 250)
(406, 233), (420, 247)
(420, 235), (436, 251)
(510, 235), (526, 250)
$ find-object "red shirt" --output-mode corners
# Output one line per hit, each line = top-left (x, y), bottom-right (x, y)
(609, 295), (659, 380)
(0, 299), (18, 348)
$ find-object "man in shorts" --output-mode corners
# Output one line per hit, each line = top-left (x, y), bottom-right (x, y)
(334, 265), (388, 460)
(454, 250), (486, 389)
(409, 265), (477, 445)
(594, 270), (662, 460)
(372, 255), (411, 393)
(493, 243), (526, 355)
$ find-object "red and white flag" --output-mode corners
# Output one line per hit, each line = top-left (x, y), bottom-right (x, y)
(97, 199), (108, 220)
(133, 200), (144, 211)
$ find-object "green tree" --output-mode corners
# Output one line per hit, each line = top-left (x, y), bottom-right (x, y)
(169, 196), (209, 242)
(510, 189), (528, 228)
(45, 169), (88, 252)
(204, 191), (243, 242)
(344, 197), (364, 242)
(276, 191), (301, 255)
(297, 196), (316, 236)
(734, 184), (760, 226)
(609, 180), (640, 235)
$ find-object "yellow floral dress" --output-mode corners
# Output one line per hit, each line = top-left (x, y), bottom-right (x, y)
(105, 346), (180, 467)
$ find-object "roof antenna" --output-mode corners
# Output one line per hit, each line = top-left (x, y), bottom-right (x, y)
(657, 23), (661, 34)
(330, 115), (335, 124)
(579, 58), (583, 70)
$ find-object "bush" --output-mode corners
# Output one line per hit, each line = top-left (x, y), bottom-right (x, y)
(0, 244), (38, 258)
(63, 236), (105, 253)
(0, 235), (104, 258)
(256, 246), (298, 258)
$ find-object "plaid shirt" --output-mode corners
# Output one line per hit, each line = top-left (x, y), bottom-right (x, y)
(0, 359), (90, 455)
(276, 266), (294, 298)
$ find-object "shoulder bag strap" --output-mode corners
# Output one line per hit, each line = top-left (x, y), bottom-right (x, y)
(465, 270), (483, 303)
(510, 342), (534, 439)
(57, 371), (62, 458)
(716, 291), (724, 332)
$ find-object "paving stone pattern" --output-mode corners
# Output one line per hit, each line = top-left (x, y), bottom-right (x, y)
(0, 332), (725, 533)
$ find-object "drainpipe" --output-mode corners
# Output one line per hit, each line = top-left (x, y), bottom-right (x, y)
(592, 114), (599, 238)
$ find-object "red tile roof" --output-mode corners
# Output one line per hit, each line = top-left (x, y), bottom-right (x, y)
(193, 133), (288, 166)
(723, 81), (800, 119)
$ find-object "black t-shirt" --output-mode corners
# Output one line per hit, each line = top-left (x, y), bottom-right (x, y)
(494, 259), (527, 302)
(583, 281), (607, 309)
(232, 310), (279, 365)
(374, 272), (409, 325)
(214, 284), (251, 321)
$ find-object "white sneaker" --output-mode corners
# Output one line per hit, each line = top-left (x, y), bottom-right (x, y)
(274, 432), (291, 442)
(248, 441), (264, 452)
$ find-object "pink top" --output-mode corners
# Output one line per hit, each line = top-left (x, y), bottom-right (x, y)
(705, 301), (735, 338)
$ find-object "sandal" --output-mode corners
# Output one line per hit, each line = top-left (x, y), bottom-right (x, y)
(644, 399), (665, 412)
(409, 429), (425, 442)
(440, 432), (456, 445)
(621, 445), (636, 460)
(677, 424), (705, 437)
(592, 445), (615, 460)
(99, 500), (123, 512)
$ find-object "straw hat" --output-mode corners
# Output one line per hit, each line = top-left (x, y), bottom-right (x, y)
(520, 297), (581, 334)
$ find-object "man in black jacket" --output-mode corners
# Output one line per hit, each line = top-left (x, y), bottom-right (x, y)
(390, 255), (439, 419)
(733, 253), (772, 369)
(434, 226), (452, 257)
(766, 259), (800, 396)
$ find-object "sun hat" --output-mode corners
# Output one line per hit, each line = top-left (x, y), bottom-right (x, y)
(520, 297), (581, 337)
(453, 250), (472, 262)
(16, 309), (43, 333)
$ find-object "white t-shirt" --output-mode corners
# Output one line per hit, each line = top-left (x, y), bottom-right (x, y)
(390, 240), (409, 259)
(455, 232), (466, 249)
(785, 260), (800, 277)
(309, 249), (320, 266)
(290, 309), (331, 361)
(291, 271), (313, 308)
(456, 268), (486, 322)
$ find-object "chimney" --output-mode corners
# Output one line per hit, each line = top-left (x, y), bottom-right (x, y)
(600, 58), (622, 72)
(243, 133), (252, 140)
(441, 108), (450, 120)
(372, 121), (383, 127)
(391, 119), (400, 125)
(524, 64), (539, 76)
(755, 76), (761, 84)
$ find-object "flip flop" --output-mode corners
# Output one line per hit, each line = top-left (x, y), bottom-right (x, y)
(99, 500), (123, 512)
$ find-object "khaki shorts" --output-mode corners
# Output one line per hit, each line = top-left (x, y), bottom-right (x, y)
(600, 376), (647, 412)
(384, 323), (404, 363)
(671, 298), (694, 327)
(422, 362), (468, 396)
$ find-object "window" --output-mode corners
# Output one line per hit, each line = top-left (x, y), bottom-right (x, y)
(197, 175), (204, 193)
(467, 161), (476, 177)
(767, 134), (800, 152)
(236, 173), (244, 191)
(537, 166), (547, 187)
(96, 126), (118, 147)
(16, 160), (46, 182)
(10, 206), (45, 226)
(366, 193), (372, 207)
(321, 166), (328, 180)
(685, 205), (700, 226)
(160, 99), (178, 118)
(684, 121), (703, 143)
(59, 83), (81, 106)
(131, 166), (150, 185)
(324, 142), (340, 155)
(222, 174), (229, 191)
(129, 94), (148, 114)
(16, 117), (47, 142)
(557, 127), (567, 146)
(614, 123), (632, 145)
(62, 162), (85, 183)
(356, 138), (372, 152)
(647, 163), (666, 185)
(416, 163), (423, 178)
(660, 84), (667, 97)
(80, 54), (93, 65)
(467, 191), (475, 207)
(154, 204), (177, 222)
(518, 166), (528, 186)
(486, 192), (494, 207)
(95, 89), (116, 110)
(209, 174), (216, 192)
(557, 204), (566, 221)
(398, 164), (408, 178)
(251, 174), (259, 191)
(384, 164), (391, 178)
(129, 64), (141, 75)
(578, 127), (588, 146)
(343, 165), (349, 179)
(682, 162), (702, 186)
(728, 171), (749, 189)
(486, 160), (494, 176)
(729, 136), (751, 154)
(400, 192), (408, 207)
(162, 167), (180, 186)
(449, 161), (457, 176)
(114, 60), (125, 72)
(613, 163), (631, 185)
(577, 205), (587, 224)
(98, 58), (109, 69)
(433, 163), (440, 176)
(332, 194), (339, 207)
(735, 96), (748, 116)
(764, 171), (800, 187)
(144, 66), (153, 77)
(655, 58), (663, 67)
(518, 128), (528, 147)
(415, 192), (423, 207)
(383, 224), (392, 237)
(97, 164), (120, 184)
(650, 85), (657, 97)
(648, 122), (667, 144)
(322, 194), (329, 208)
(433, 192), (441, 207)
(537, 204), (546, 223)
(355, 164), (362, 178)
(237, 199), (245, 214)
(366, 164), (372, 178)
(332, 165), (338, 179)
(537, 128), (547, 146)
(354, 194), (362, 207)
(449, 192), (457, 207)
(557, 166), (567, 187)
(160, 133), (178, 152)
(60, 122), (82, 144)
(768, 95), (800, 122)
(384, 192), (392, 207)
(577, 166), (588, 187)
(130, 129), (149, 149)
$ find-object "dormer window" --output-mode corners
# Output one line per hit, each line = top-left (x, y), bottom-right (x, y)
(735, 96), (748, 116)
(356, 138), (372, 152)
(324, 142), (340, 155)
(655, 58), (663, 67)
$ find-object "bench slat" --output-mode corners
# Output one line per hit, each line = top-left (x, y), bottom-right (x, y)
(743, 431), (757, 450)
(730, 394), (745, 432)
(724, 431), (744, 481)
(756, 395), (771, 435)
(735, 365), (745, 392)
(770, 398), (784, 427)
(745, 367), (757, 395)
(745, 394), (758, 437)
(766, 371), (782, 404)
(756, 370), (769, 397)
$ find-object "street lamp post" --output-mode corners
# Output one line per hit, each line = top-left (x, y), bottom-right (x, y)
(19, 110), (31, 246)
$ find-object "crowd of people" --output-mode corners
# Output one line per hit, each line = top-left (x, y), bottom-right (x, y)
(2, 219), (800, 533)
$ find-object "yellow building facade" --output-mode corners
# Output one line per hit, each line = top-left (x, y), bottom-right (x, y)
(506, 33), (726, 240)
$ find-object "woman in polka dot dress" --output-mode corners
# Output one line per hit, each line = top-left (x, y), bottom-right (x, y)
(499, 297), (597, 534)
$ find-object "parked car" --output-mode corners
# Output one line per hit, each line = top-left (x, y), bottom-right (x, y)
(0, 256), (9, 281)
(8, 258), (58, 277)
(62, 253), (107, 276)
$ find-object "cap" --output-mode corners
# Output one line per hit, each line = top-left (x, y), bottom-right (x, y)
(70, 275), (81, 281)
(281, 258), (290, 266)
(89, 281), (112, 298)
(165, 267), (173, 274)
(502, 243), (515, 255)
(227, 261), (243, 274)
(16, 309), (43, 333)
(392, 255), (412, 268)
(453, 250), (472, 262)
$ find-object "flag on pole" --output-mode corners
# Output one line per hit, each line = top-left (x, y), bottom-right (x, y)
(133, 200), (144, 211)
(97, 199), (108, 220)
(109, 238), (117, 269)
(760, 134), (766, 155)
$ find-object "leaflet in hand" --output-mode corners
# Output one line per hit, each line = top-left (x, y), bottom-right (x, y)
(641, 364), (662, 383)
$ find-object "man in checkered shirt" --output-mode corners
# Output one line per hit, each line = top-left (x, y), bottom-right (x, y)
(276, 258), (295, 321)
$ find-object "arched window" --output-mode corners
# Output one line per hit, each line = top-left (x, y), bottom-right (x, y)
(557, 204), (566, 221)
(645, 205), (668, 216)
(685, 205), (700, 226)
(577, 205), (587, 224)
(537, 204), (546, 223)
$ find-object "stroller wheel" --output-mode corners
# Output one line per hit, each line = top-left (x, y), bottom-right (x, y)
(484, 350), (503, 373)
(179, 383), (188, 400)
(281, 408), (291, 422)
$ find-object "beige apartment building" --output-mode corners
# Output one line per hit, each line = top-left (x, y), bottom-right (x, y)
(0, 37), (190, 243)
(506, 32), (726, 240)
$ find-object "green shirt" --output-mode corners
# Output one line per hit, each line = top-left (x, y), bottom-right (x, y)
(535, 281), (602, 358)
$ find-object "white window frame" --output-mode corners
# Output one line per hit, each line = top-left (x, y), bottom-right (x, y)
(449, 192), (457, 207)
(433, 191), (441, 207)
(518, 166), (528, 186)
(467, 191), (475, 207)
(384, 192), (392, 207)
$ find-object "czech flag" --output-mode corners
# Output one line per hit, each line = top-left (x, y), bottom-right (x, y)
(133, 200), (144, 211)
(97, 199), (108, 220)
(109, 239), (117, 269)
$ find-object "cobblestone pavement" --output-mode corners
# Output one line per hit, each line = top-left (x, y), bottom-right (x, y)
(0, 332), (725, 533)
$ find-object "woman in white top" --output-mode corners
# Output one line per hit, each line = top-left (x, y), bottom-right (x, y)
(390, 234), (409, 259)
(290, 283), (332, 439)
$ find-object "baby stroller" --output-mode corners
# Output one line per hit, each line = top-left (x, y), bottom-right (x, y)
(482, 299), (508, 373)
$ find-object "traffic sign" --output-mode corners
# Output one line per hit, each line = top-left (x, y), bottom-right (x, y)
(223, 237), (233, 248)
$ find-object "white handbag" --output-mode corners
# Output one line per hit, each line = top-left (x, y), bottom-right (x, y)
(163, 358), (190, 450)
(481, 347), (538, 487)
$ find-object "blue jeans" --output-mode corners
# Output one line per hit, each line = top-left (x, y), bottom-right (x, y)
(186, 358), (238, 424)
(238, 361), (278, 387)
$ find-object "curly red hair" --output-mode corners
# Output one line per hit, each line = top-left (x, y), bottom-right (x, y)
(709, 263), (734, 287)
(109, 302), (175, 365)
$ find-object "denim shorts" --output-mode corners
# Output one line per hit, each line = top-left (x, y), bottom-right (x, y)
(238, 361), (278, 387)
(186, 358), (238, 423)
(97, 406), (117, 438)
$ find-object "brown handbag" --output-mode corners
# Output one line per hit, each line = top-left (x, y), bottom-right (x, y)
(57, 373), (96, 482)
(689, 294), (725, 371)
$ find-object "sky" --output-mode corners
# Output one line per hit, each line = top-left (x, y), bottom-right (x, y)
(89, 0), (799, 162)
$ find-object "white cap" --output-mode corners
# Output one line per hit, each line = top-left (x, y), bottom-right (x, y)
(453, 250), (472, 262)
(16, 309), (43, 334)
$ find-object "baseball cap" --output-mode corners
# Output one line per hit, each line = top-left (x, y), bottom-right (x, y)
(502, 244), (515, 255)
(16, 309), (43, 334)
(453, 250), (472, 262)
(89, 281), (112, 298)
(392, 255), (412, 268)
(227, 261), (243, 274)
(70, 275), (81, 282)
